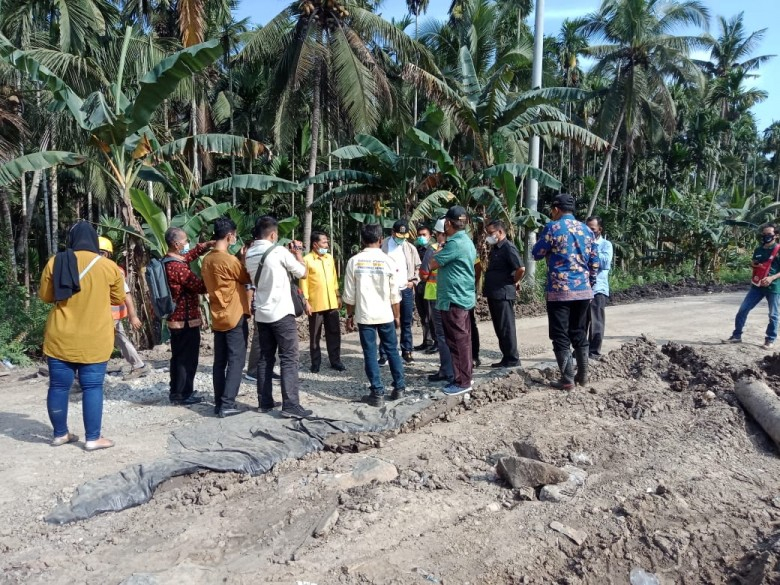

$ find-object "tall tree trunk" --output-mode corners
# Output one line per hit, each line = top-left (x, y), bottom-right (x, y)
(87, 190), (93, 222)
(413, 12), (419, 123)
(16, 170), (43, 259)
(586, 108), (624, 216)
(43, 170), (51, 257)
(50, 166), (58, 252)
(619, 149), (631, 204)
(229, 63), (237, 206)
(191, 80), (200, 187)
(20, 155), (28, 290)
(303, 66), (322, 247)
(0, 188), (17, 279)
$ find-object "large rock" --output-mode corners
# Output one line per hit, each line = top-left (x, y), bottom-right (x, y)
(319, 456), (399, 490)
(496, 456), (569, 489)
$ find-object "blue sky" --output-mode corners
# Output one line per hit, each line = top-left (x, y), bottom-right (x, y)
(238, 0), (780, 130)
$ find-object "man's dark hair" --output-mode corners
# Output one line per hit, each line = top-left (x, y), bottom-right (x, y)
(762, 222), (777, 232)
(586, 216), (603, 229)
(361, 224), (382, 245)
(488, 219), (507, 233)
(254, 215), (278, 239)
(311, 230), (327, 248)
(213, 217), (237, 240)
(417, 223), (431, 235)
(165, 227), (184, 247)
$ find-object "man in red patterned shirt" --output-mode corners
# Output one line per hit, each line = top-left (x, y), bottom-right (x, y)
(164, 227), (214, 405)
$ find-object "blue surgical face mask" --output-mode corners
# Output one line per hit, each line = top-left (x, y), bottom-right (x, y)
(416, 236), (429, 246)
(393, 236), (405, 245)
(181, 242), (190, 254)
(317, 247), (328, 255)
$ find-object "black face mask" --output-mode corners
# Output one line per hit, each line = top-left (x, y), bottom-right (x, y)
(763, 234), (776, 244)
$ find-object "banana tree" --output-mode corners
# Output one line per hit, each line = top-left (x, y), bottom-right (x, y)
(405, 127), (561, 236)
(0, 29), (229, 230)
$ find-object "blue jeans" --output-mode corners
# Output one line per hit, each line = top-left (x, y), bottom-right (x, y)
(380, 288), (415, 358)
(47, 358), (107, 441)
(358, 322), (405, 395)
(733, 286), (780, 342)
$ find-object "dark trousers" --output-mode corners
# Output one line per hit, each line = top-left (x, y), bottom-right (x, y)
(415, 284), (434, 346)
(308, 309), (342, 369)
(488, 298), (519, 363)
(257, 315), (301, 409)
(588, 294), (607, 355)
(547, 300), (590, 354)
(441, 306), (473, 388)
(169, 324), (200, 400)
(247, 325), (259, 373)
(213, 316), (249, 411)
(469, 308), (480, 360)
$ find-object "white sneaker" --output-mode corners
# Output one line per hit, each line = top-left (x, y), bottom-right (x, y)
(764, 340), (775, 350)
(243, 372), (257, 382)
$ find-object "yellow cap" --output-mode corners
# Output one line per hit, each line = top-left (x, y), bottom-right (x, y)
(98, 236), (113, 254)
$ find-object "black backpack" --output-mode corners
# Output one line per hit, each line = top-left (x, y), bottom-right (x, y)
(146, 256), (183, 319)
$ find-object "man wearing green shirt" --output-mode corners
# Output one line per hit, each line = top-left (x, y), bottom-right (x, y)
(727, 223), (780, 349)
(430, 205), (477, 395)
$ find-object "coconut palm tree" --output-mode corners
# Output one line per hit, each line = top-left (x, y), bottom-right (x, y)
(240, 0), (435, 246)
(578, 0), (710, 215)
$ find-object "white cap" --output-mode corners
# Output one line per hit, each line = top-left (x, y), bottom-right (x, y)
(434, 218), (445, 233)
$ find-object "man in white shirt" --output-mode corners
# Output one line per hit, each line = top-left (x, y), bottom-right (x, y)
(380, 219), (421, 364)
(244, 216), (312, 419)
(344, 224), (405, 407)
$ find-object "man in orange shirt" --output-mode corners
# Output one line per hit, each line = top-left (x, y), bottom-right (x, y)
(202, 218), (252, 417)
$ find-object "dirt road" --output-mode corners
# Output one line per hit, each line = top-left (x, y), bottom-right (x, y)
(2, 291), (780, 584)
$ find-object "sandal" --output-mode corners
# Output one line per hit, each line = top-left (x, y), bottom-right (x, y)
(51, 433), (79, 447)
(84, 437), (115, 451)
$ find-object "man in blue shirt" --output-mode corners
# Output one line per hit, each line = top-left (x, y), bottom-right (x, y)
(532, 194), (599, 390)
(586, 216), (613, 359)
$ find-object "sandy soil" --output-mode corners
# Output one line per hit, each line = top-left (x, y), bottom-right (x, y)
(2, 291), (780, 584)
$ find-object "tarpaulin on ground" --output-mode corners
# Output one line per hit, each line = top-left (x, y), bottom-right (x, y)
(46, 398), (432, 524)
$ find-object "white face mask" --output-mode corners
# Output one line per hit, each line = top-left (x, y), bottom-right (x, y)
(486, 235), (498, 245)
(180, 242), (190, 254)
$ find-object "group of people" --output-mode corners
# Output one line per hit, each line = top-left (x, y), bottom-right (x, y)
(38, 194), (614, 448)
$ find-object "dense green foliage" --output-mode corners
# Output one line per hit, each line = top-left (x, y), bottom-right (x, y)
(0, 0), (775, 357)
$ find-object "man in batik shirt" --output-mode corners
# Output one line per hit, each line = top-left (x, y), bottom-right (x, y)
(532, 194), (599, 390)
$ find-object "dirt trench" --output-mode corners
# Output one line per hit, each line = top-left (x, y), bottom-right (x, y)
(4, 334), (780, 585)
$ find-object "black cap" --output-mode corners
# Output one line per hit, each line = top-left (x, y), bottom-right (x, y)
(392, 219), (410, 237)
(444, 205), (468, 222)
(552, 193), (575, 210)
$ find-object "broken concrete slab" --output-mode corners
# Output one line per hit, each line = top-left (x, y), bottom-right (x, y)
(313, 505), (340, 537)
(539, 466), (588, 503)
(318, 457), (399, 491)
(497, 456), (569, 489)
(549, 521), (587, 545)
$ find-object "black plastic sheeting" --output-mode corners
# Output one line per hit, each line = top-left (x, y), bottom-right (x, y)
(46, 398), (433, 524)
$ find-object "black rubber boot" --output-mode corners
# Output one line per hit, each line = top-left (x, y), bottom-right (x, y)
(551, 350), (575, 390)
(574, 346), (589, 386)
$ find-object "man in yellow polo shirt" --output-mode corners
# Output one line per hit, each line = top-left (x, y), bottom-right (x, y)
(300, 231), (345, 373)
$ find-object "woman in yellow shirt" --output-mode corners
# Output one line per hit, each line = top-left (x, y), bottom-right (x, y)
(38, 221), (125, 451)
